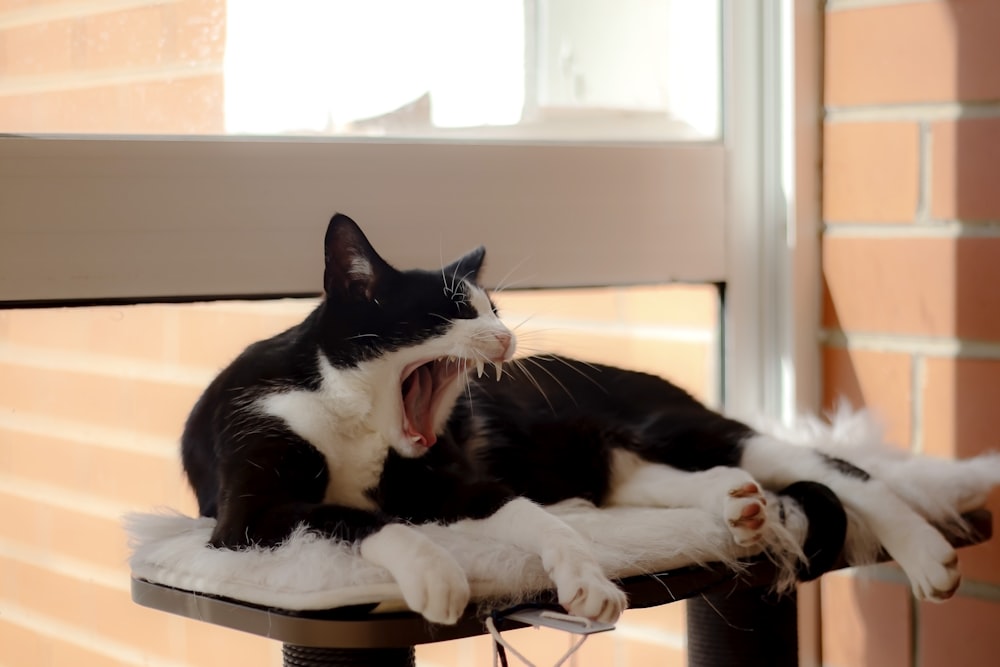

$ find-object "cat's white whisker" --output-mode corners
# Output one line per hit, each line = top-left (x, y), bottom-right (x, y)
(490, 257), (531, 295)
(533, 354), (608, 394)
(511, 358), (556, 413)
(521, 356), (580, 407)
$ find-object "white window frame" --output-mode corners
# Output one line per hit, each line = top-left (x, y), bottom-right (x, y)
(0, 1), (818, 423)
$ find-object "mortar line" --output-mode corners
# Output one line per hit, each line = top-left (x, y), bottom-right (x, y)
(0, 61), (223, 97)
(0, 0), (177, 30)
(826, 101), (1000, 124)
(0, 602), (193, 667)
(822, 330), (1000, 360)
(827, 0), (937, 12)
(911, 354), (926, 455)
(823, 221), (1000, 238)
(916, 121), (931, 225)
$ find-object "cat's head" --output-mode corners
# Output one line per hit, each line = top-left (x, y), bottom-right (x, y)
(318, 213), (516, 458)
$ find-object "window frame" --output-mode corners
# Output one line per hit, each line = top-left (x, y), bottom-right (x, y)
(0, 1), (817, 422)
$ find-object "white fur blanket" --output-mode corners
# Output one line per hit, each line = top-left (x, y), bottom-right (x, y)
(126, 409), (996, 614)
(126, 500), (805, 612)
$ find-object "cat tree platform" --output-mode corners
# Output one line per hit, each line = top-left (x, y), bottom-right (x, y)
(130, 509), (991, 667)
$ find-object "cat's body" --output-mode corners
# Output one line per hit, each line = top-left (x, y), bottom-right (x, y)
(183, 214), (998, 624)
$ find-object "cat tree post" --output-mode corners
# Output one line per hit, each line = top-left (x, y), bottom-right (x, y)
(281, 645), (414, 667)
(687, 588), (798, 667)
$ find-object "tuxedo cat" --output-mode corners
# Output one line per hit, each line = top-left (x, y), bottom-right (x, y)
(183, 214), (987, 625)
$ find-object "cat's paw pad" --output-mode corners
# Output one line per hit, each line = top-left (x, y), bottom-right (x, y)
(724, 481), (768, 547)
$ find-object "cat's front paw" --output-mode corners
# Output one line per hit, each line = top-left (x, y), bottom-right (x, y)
(723, 479), (769, 547)
(395, 550), (471, 624)
(546, 554), (627, 623)
(360, 524), (470, 624)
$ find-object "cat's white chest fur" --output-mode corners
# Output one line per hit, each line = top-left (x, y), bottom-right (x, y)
(256, 356), (393, 511)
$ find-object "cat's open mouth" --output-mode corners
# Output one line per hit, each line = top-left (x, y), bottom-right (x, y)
(400, 357), (470, 449)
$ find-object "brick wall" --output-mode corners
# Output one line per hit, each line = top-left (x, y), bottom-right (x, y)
(0, 0), (224, 133)
(821, 1), (1000, 665)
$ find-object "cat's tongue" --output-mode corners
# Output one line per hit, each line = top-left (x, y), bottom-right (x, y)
(402, 365), (438, 447)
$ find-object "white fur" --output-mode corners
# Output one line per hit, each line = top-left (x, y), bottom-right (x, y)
(136, 399), (996, 619)
(740, 431), (969, 601)
(751, 405), (1000, 591)
(126, 500), (788, 615)
(258, 355), (388, 509)
(451, 498), (627, 623)
(359, 524), (470, 624)
(607, 451), (769, 547)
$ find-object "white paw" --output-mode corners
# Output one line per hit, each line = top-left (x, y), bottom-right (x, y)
(546, 553), (627, 623)
(359, 524), (471, 624)
(394, 544), (471, 624)
(723, 478), (769, 547)
(896, 529), (961, 602)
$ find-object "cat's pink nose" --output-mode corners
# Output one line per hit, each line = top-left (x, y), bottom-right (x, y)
(494, 331), (515, 360)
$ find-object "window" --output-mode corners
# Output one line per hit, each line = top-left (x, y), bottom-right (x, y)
(0, 0), (728, 309)
(1, 2), (818, 666)
(1, 0), (809, 447)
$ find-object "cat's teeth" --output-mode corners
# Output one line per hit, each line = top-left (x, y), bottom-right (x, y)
(494, 361), (503, 382)
(476, 360), (485, 378)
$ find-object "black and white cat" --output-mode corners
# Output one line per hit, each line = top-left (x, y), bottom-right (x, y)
(182, 213), (996, 624)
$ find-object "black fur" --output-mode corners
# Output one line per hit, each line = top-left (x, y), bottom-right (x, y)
(778, 482), (848, 580)
(456, 356), (753, 505)
(818, 453), (872, 481)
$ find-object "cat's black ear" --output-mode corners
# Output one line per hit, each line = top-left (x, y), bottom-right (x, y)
(323, 214), (394, 301)
(442, 246), (487, 286)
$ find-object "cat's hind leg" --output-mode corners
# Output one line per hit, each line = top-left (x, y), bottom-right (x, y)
(740, 433), (961, 601)
(839, 450), (1000, 525)
(605, 450), (769, 547)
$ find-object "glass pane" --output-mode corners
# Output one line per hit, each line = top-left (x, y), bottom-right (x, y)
(496, 284), (721, 405)
(0, 0), (720, 141)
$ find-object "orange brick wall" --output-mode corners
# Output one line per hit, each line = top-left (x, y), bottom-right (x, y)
(821, 1), (1000, 666)
(0, 288), (719, 667)
(0, 0), (225, 133)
